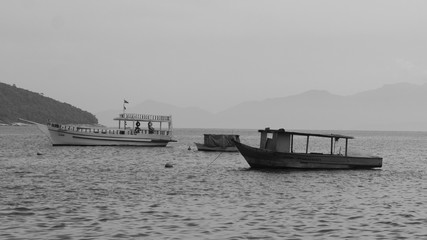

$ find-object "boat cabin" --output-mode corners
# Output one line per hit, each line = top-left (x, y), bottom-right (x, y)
(203, 134), (240, 148)
(259, 128), (354, 156)
(113, 113), (173, 136)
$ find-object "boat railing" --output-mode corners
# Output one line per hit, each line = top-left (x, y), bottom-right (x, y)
(118, 113), (172, 122)
(55, 124), (170, 136)
(134, 129), (170, 135)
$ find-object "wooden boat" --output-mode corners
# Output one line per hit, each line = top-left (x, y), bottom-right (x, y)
(234, 128), (382, 169)
(195, 134), (240, 152)
(22, 113), (176, 147)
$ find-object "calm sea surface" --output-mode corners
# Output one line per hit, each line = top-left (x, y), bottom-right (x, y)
(1, 126), (427, 239)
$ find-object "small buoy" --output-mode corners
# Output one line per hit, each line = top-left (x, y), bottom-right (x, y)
(188, 146), (191, 150)
(36, 152), (43, 156)
(165, 163), (173, 168)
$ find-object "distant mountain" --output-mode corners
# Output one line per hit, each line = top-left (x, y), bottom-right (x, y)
(0, 82), (97, 124)
(96, 82), (427, 131)
(215, 90), (345, 130)
(215, 83), (427, 130)
(344, 83), (427, 130)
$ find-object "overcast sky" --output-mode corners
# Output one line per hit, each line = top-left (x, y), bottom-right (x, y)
(1, 0), (427, 113)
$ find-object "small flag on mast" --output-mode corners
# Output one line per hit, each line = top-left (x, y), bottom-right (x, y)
(123, 99), (129, 113)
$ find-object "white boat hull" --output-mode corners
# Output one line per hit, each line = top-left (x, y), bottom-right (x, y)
(48, 126), (173, 147)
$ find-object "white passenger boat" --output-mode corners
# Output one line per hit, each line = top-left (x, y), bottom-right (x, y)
(23, 113), (176, 147)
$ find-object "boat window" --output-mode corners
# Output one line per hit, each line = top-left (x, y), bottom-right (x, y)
(332, 138), (347, 155)
(292, 135), (311, 153)
(291, 135), (346, 155)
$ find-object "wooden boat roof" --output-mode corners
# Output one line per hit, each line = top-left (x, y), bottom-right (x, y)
(114, 113), (172, 122)
(258, 128), (354, 139)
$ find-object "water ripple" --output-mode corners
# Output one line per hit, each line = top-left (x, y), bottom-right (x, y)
(1, 127), (427, 239)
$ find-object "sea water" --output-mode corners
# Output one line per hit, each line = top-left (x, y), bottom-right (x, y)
(1, 126), (427, 239)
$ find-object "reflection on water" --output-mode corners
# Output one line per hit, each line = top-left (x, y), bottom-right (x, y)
(1, 126), (427, 239)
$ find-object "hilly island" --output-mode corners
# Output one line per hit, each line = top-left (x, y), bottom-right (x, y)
(0, 82), (97, 124)
(3, 81), (427, 131)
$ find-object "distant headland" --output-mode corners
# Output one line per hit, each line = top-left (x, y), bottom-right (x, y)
(0, 82), (97, 125)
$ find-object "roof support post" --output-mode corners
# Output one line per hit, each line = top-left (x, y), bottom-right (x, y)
(330, 138), (333, 154)
(345, 139), (348, 156)
(291, 135), (294, 153)
(306, 136), (309, 154)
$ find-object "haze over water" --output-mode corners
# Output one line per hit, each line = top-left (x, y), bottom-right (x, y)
(1, 126), (427, 239)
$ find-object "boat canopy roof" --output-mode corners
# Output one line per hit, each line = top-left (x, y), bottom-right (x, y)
(203, 134), (239, 137)
(258, 128), (354, 139)
(114, 113), (172, 122)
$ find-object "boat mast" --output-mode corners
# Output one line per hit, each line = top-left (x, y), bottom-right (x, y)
(123, 99), (129, 129)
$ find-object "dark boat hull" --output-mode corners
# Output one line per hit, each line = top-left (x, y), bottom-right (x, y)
(195, 143), (238, 152)
(234, 141), (382, 169)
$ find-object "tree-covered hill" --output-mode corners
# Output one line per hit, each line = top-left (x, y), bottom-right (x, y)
(0, 82), (98, 124)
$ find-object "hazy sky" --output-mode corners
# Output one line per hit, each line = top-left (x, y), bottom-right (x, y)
(1, 0), (427, 113)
